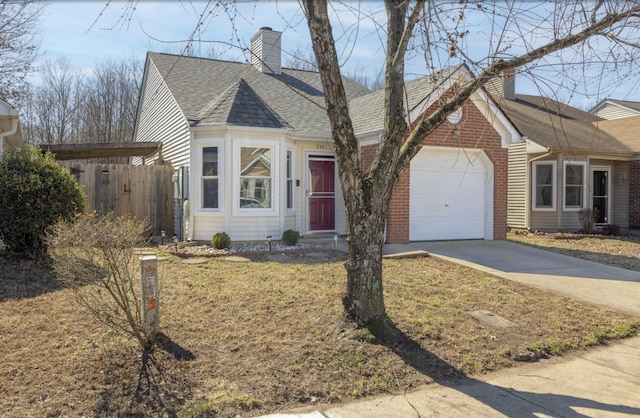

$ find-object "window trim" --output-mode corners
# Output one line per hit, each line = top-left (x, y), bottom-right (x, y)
(563, 161), (587, 211)
(194, 138), (224, 214)
(285, 147), (295, 214)
(233, 140), (279, 216)
(532, 161), (556, 211)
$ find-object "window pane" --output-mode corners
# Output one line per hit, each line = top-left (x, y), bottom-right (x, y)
(286, 151), (292, 178)
(565, 185), (582, 207)
(241, 147), (271, 176)
(240, 178), (271, 208)
(202, 178), (218, 208)
(536, 185), (552, 208)
(203, 147), (218, 176)
(536, 164), (552, 185)
(287, 180), (293, 209)
(566, 165), (583, 185)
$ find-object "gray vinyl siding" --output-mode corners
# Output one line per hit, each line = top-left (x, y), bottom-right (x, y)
(133, 59), (191, 168)
(507, 142), (527, 228)
(612, 161), (630, 227)
(529, 155), (561, 231)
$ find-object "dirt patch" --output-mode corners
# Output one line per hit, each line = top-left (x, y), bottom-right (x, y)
(0, 249), (638, 417)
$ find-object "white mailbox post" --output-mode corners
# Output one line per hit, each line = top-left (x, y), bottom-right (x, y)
(140, 256), (159, 339)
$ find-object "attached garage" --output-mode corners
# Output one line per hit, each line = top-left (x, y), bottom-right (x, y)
(409, 147), (494, 241)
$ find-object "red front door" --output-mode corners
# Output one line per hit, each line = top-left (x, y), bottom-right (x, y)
(309, 159), (335, 231)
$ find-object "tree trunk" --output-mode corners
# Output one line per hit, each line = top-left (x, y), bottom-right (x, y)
(342, 203), (388, 329)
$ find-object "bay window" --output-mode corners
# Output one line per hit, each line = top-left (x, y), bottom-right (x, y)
(239, 147), (272, 209)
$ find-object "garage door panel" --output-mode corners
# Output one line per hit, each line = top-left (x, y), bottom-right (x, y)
(409, 149), (488, 241)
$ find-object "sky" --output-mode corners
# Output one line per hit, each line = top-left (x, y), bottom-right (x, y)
(34, 1), (640, 110)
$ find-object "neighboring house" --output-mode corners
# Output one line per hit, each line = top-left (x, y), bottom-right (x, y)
(0, 99), (23, 157)
(589, 99), (640, 120)
(496, 78), (640, 231)
(133, 27), (519, 243)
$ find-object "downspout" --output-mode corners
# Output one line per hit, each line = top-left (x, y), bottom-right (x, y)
(0, 117), (19, 155)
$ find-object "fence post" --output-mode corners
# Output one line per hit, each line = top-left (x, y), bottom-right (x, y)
(140, 256), (159, 339)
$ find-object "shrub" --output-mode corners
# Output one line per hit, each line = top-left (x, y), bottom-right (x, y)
(0, 145), (85, 258)
(602, 224), (621, 236)
(47, 213), (155, 351)
(578, 208), (598, 234)
(282, 229), (300, 246)
(212, 232), (231, 249)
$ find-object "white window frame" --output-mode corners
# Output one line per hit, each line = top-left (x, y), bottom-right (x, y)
(563, 161), (587, 211)
(233, 140), (279, 216)
(532, 161), (556, 211)
(285, 147), (295, 214)
(194, 138), (224, 214)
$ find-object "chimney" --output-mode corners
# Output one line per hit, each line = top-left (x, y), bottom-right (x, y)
(251, 27), (282, 75)
(502, 69), (516, 101)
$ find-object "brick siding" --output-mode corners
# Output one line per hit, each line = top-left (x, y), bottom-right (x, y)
(362, 86), (508, 243)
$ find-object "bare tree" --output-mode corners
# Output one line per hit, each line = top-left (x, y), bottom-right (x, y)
(47, 213), (156, 352)
(0, 0), (44, 107)
(79, 57), (141, 145)
(285, 45), (318, 71)
(23, 56), (141, 153)
(25, 58), (82, 144)
(302, 0), (640, 331)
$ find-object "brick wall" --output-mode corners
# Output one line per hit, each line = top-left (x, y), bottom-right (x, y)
(362, 86), (508, 243)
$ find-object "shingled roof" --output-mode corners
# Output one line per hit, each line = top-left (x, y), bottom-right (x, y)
(494, 94), (634, 155)
(595, 115), (640, 152)
(148, 52), (371, 135)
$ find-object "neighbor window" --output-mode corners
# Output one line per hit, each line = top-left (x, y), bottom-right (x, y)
(286, 150), (293, 210)
(202, 146), (219, 209)
(240, 147), (272, 208)
(564, 162), (585, 210)
(533, 161), (555, 210)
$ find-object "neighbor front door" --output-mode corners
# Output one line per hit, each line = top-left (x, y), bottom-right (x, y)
(592, 169), (609, 224)
(308, 157), (335, 231)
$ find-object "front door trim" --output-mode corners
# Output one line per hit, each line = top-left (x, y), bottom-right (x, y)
(590, 165), (611, 224)
(304, 151), (337, 235)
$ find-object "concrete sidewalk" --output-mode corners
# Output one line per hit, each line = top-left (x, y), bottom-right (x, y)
(262, 336), (640, 417)
(261, 239), (640, 417)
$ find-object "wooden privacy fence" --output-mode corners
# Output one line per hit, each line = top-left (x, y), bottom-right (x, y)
(59, 162), (174, 236)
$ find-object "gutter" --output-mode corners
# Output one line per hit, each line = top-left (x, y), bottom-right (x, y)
(0, 116), (19, 153)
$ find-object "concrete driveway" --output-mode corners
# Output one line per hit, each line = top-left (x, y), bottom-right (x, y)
(384, 239), (640, 317)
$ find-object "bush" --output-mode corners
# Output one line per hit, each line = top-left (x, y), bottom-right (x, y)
(47, 213), (155, 351)
(602, 224), (621, 236)
(282, 229), (300, 246)
(578, 208), (598, 234)
(212, 232), (231, 249)
(0, 145), (85, 257)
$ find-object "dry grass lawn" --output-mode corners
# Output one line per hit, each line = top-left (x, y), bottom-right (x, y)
(1, 242), (638, 417)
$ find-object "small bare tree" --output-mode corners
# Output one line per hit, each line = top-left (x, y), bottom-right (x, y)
(579, 208), (599, 234)
(47, 213), (156, 351)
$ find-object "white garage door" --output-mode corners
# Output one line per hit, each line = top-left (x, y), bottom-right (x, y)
(409, 148), (490, 241)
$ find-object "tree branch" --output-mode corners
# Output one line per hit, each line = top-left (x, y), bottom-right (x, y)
(394, 3), (640, 173)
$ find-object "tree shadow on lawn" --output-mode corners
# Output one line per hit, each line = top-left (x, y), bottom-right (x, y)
(0, 255), (64, 301)
(95, 333), (195, 417)
(376, 324), (640, 417)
